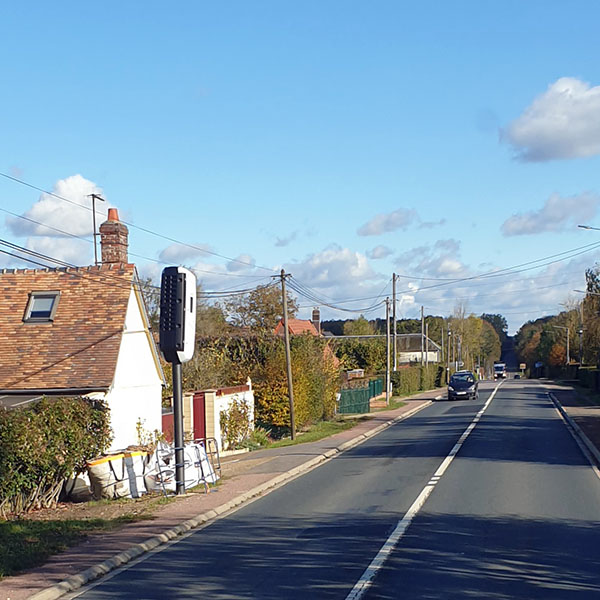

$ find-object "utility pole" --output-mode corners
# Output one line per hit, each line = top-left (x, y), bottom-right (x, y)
(447, 328), (451, 383)
(425, 321), (429, 368)
(88, 193), (105, 266)
(579, 301), (584, 365)
(420, 306), (424, 366)
(392, 273), (397, 371)
(385, 297), (391, 405)
(279, 269), (296, 440)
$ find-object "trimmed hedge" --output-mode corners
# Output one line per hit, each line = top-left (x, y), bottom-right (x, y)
(390, 364), (443, 396)
(0, 397), (112, 517)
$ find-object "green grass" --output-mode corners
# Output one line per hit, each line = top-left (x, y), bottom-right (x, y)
(267, 419), (361, 448)
(0, 515), (138, 579)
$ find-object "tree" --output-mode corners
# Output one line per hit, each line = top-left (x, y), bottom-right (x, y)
(138, 276), (160, 330)
(343, 315), (375, 336)
(222, 283), (298, 332)
(481, 313), (508, 344)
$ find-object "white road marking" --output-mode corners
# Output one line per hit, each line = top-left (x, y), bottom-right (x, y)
(345, 381), (504, 600)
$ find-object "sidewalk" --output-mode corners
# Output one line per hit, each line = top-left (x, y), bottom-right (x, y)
(545, 381), (600, 465)
(0, 391), (440, 600)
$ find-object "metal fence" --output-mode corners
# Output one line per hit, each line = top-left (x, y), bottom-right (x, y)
(338, 377), (384, 414)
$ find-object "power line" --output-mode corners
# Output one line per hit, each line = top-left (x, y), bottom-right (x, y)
(0, 171), (276, 273)
(0, 206), (271, 280)
(0, 238), (277, 300)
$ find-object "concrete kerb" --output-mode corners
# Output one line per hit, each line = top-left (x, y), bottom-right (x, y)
(549, 392), (600, 467)
(28, 399), (432, 600)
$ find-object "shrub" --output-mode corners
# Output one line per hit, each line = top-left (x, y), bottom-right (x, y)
(219, 395), (253, 450)
(0, 397), (112, 518)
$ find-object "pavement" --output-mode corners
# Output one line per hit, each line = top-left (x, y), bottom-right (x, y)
(2, 381), (599, 600)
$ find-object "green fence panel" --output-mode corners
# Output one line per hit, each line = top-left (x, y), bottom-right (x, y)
(338, 387), (370, 414)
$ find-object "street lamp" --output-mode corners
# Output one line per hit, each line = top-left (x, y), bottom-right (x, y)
(578, 224), (600, 231)
(551, 325), (570, 365)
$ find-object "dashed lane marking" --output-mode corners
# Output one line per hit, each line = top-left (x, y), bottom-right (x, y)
(345, 380), (504, 600)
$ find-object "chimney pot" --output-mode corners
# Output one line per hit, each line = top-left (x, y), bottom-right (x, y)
(107, 208), (120, 221)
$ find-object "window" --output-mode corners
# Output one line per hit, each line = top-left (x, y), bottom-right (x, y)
(23, 291), (60, 323)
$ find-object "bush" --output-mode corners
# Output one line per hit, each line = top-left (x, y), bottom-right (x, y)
(0, 397), (112, 518)
(219, 395), (253, 450)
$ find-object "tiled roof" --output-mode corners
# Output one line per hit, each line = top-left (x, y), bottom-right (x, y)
(274, 318), (319, 336)
(0, 264), (135, 392)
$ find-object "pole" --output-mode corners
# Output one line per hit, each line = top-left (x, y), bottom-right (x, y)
(425, 321), (429, 368)
(172, 361), (185, 495)
(280, 270), (296, 440)
(447, 329), (451, 383)
(386, 297), (391, 405)
(566, 328), (570, 365)
(392, 274), (397, 371)
(420, 306), (424, 366)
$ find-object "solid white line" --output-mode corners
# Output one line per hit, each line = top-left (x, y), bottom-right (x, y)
(345, 381), (504, 600)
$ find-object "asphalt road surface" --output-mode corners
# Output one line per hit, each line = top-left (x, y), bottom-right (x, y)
(71, 380), (600, 599)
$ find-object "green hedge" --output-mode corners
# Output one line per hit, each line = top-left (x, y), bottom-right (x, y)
(390, 365), (443, 396)
(0, 397), (112, 518)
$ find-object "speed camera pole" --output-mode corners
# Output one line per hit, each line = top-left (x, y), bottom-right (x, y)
(159, 266), (197, 495)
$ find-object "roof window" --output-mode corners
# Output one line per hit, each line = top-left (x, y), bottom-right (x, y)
(23, 291), (60, 323)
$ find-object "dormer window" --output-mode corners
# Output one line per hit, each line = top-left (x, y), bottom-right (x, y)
(23, 291), (60, 323)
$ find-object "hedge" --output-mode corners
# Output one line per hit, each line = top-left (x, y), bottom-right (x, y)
(390, 364), (443, 396)
(0, 397), (112, 517)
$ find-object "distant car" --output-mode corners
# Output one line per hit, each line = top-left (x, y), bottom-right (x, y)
(448, 370), (479, 401)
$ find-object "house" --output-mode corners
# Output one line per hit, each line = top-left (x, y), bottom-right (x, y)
(274, 307), (322, 337)
(274, 318), (320, 337)
(0, 208), (164, 451)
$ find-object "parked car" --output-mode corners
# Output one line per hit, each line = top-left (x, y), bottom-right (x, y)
(448, 370), (479, 400)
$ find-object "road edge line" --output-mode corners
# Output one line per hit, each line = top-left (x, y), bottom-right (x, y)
(28, 400), (433, 600)
(548, 392), (600, 471)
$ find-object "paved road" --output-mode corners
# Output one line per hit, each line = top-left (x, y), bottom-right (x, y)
(71, 380), (600, 599)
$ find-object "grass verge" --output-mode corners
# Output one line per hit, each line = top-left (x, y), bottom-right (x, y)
(0, 515), (139, 579)
(267, 419), (362, 448)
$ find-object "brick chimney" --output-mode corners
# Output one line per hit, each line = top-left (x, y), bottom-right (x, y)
(312, 307), (321, 335)
(99, 208), (129, 264)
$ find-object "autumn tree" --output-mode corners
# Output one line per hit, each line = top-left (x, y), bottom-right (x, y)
(222, 283), (298, 332)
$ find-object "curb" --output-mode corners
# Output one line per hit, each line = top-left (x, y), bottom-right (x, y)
(28, 400), (432, 600)
(548, 392), (600, 467)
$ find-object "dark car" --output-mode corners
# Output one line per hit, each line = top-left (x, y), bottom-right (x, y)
(448, 370), (479, 400)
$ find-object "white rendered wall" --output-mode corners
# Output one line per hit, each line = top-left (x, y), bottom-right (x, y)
(212, 389), (255, 451)
(107, 288), (163, 451)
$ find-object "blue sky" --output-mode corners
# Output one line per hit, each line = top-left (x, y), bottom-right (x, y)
(2, 1), (600, 333)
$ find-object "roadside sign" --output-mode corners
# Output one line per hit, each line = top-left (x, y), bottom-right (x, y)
(519, 363), (526, 370)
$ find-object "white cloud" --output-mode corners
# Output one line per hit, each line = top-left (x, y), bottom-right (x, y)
(501, 192), (600, 236)
(27, 237), (92, 266)
(394, 239), (467, 278)
(274, 231), (298, 247)
(357, 208), (418, 236)
(6, 174), (108, 237)
(227, 254), (256, 272)
(367, 245), (394, 259)
(419, 218), (447, 230)
(503, 77), (600, 161)
(158, 242), (214, 264)
(289, 245), (379, 287)
(358, 208), (446, 236)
